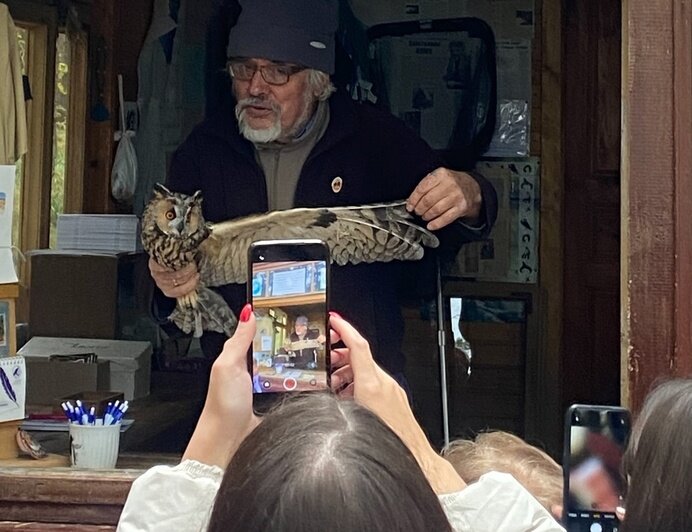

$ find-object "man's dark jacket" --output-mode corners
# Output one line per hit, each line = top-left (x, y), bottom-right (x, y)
(158, 92), (497, 375)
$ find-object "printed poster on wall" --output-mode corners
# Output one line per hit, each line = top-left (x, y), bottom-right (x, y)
(0, 165), (18, 284)
(450, 158), (540, 283)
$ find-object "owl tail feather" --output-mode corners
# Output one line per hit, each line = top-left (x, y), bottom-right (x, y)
(169, 286), (237, 338)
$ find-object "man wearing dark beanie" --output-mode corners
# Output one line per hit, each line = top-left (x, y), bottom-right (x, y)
(149, 0), (498, 387)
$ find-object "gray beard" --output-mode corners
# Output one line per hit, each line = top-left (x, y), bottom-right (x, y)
(235, 94), (316, 144)
(236, 105), (283, 143)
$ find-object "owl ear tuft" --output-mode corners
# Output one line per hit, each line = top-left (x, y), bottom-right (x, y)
(153, 183), (172, 198)
(191, 190), (204, 204)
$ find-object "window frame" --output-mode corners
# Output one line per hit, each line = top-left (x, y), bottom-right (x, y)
(7, 1), (88, 323)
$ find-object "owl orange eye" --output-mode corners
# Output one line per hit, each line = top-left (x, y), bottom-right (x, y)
(165, 210), (175, 220)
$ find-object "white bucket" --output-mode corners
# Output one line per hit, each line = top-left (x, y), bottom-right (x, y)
(69, 423), (120, 469)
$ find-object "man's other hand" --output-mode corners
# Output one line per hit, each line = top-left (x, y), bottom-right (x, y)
(406, 168), (482, 231)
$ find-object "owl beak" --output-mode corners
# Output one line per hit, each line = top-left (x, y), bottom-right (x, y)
(168, 219), (184, 236)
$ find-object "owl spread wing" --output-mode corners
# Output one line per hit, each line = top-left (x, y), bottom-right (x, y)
(196, 201), (439, 287)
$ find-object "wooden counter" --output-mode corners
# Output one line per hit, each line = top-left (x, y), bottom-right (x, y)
(0, 454), (179, 529)
(0, 467), (140, 529)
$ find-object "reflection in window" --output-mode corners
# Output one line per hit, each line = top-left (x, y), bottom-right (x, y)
(49, 32), (70, 248)
(12, 26), (28, 248)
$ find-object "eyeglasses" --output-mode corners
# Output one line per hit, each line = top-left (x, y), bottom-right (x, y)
(228, 60), (306, 86)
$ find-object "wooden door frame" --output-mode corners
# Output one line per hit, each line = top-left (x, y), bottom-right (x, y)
(533, 0), (563, 455)
(621, 0), (692, 411)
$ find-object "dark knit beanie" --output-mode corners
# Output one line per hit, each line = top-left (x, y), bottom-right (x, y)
(227, 0), (338, 74)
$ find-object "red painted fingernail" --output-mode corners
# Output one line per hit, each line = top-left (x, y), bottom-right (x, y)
(239, 303), (253, 322)
(329, 311), (342, 320)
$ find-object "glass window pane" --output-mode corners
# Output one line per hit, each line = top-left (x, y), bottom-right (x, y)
(12, 27), (28, 248)
(49, 32), (70, 248)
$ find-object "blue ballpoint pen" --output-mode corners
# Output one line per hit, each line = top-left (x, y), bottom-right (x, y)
(112, 403), (129, 424)
(61, 402), (74, 423)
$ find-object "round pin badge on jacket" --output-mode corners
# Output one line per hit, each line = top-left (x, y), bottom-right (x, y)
(331, 176), (343, 193)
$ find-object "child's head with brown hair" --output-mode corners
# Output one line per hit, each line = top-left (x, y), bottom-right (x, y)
(442, 431), (563, 512)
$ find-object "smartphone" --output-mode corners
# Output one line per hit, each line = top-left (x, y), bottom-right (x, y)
(563, 404), (631, 532)
(247, 239), (330, 407)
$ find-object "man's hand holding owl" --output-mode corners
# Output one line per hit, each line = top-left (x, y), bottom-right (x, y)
(149, 258), (200, 298)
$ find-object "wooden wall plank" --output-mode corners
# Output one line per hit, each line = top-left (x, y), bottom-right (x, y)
(64, 30), (89, 214)
(534, 0), (563, 455)
(673, 0), (692, 378)
(82, 0), (153, 214)
(622, 0), (692, 411)
(83, 0), (117, 214)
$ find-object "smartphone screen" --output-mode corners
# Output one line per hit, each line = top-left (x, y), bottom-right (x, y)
(564, 405), (630, 532)
(248, 240), (330, 399)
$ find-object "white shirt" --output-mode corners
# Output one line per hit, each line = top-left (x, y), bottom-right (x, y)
(117, 460), (565, 532)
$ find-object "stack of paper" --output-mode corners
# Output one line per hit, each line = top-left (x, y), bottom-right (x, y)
(56, 214), (142, 252)
(0, 165), (18, 284)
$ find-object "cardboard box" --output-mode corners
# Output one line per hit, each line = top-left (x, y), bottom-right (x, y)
(18, 337), (152, 401)
(27, 250), (155, 342)
(24, 358), (111, 405)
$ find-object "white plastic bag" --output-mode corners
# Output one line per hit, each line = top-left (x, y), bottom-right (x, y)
(111, 74), (137, 202)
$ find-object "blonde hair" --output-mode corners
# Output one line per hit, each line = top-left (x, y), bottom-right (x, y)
(442, 431), (563, 511)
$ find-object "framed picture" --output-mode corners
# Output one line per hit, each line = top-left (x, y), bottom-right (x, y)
(0, 298), (16, 357)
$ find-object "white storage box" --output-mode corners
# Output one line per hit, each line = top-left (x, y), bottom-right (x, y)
(18, 337), (152, 401)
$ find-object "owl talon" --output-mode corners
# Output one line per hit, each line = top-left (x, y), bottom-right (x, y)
(177, 290), (199, 311)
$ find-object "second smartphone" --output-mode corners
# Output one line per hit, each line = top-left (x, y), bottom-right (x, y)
(563, 404), (630, 532)
(247, 239), (331, 402)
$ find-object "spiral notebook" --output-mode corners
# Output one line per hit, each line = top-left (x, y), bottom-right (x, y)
(0, 355), (25, 423)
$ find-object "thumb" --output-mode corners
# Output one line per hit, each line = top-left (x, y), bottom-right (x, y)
(328, 313), (375, 375)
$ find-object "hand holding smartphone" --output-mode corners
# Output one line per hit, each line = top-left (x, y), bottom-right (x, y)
(563, 404), (630, 532)
(247, 239), (331, 408)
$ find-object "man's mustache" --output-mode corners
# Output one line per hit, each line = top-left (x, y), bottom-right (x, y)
(236, 98), (280, 113)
